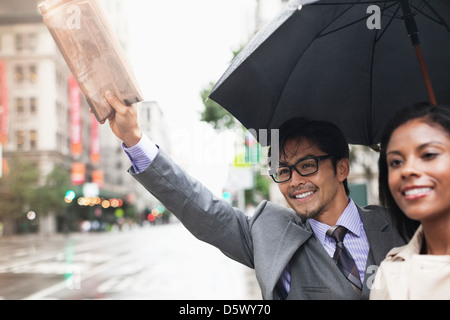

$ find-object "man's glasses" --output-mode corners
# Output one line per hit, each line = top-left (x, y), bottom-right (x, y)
(271, 155), (334, 183)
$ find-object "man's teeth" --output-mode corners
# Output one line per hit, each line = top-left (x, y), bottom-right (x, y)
(295, 191), (314, 199)
(404, 187), (432, 196)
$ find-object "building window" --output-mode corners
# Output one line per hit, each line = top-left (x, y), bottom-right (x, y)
(15, 66), (23, 82)
(30, 97), (37, 114)
(30, 130), (38, 149)
(28, 33), (38, 51)
(16, 130), (25, 150)
(29, 65), (37, 83)
(16, 98), (24, 114)
(15, 33), (38, 52)
(15, 34), (24, 52)
(56, 68), (63, 88)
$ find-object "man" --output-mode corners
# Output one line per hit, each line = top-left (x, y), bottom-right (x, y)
(102, 91), (406, 299)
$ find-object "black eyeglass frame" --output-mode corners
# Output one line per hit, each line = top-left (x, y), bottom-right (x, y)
(270, 155), (334, 183)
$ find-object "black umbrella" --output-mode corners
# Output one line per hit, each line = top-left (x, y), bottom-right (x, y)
(209, 0), (450, 147)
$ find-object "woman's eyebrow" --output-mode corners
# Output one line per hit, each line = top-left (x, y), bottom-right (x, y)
(387, 141), (446, 156)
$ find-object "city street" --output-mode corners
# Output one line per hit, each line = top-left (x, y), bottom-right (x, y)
(0, 221), (260, 300)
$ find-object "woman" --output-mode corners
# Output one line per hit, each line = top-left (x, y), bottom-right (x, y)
(370, 103), (450, 300)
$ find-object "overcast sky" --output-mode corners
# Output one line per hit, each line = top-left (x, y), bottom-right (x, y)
(126, 0), (259, 195)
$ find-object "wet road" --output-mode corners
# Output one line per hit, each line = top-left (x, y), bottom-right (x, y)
(0, 222), (260, 300)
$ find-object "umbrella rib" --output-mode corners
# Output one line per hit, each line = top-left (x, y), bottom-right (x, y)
(315, 2), (361, 38)
(369, 2), (401, 145)
(375, 4), (401, 42)
(267, 2), (363, 130)
(319, 16), (369, 38)
(313, 1), (398, 38)
(415, 0), (450, 29)
(266, 3), (357, 130)
(312, 0), (403, 146)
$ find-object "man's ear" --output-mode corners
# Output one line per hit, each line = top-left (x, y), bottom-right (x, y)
(337, 158), (350, 182)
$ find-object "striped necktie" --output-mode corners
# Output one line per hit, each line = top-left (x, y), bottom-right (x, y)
(327, 225), (362, 293)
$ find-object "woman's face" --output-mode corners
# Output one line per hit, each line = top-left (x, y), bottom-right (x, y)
(386, 118), (450, 224)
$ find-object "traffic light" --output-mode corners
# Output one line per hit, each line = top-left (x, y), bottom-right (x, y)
(65, 190), (76, 203)
(222, 191), (232, 201)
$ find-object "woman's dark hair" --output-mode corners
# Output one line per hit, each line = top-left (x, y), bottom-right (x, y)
(269, 117), (350, 195)
(378, 103), (450, 240)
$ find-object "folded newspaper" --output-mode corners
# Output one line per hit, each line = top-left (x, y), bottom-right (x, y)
(39, 0), (143, 123)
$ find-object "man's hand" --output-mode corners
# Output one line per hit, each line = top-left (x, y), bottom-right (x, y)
(103, 90), (142, 148)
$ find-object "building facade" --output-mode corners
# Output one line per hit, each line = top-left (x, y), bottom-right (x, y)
(0, 0), (167, 234)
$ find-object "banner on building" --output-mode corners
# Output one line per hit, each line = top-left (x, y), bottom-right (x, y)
(69, 75), (82, 157)
(90, 113), (100, 164)
(71, 162), (86, 185)
(91, 169), (104, 188)
(2, 158), (8, 176)
(0, 60), (8, 146)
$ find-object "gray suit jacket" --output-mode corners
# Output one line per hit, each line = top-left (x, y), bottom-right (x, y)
(130, 149), (406, 300)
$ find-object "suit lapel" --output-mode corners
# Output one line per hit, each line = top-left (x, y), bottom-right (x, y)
(264, 220), (313, 299)
(358, 206), (391, 265)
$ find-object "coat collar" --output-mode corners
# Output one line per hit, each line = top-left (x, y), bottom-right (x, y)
(385, 225), (423, 261)
(358, 205), (392, 265)
(263, 219), (313, 299)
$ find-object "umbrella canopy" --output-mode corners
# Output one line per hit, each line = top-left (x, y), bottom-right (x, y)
(209, 0), (450, 147)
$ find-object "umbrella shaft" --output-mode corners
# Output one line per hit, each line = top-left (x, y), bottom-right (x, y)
(414, 44), (438, 106)
(400, 0), (419, 45)
(399, 0), (437, 106)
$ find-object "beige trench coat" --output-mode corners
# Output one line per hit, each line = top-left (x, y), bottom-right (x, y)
(370, 225), (450, 300)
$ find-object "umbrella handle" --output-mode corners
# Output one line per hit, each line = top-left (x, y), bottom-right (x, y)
(400, 0), (438, 106)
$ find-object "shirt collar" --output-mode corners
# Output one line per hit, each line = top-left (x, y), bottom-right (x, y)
(387, 225), (424, 261)
(309, 198), (363, 242)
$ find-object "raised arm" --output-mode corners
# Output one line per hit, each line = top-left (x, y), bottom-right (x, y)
(101, 90), (255, 268)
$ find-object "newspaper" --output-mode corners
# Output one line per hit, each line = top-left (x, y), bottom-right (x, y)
(39, 0), (143, 123)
